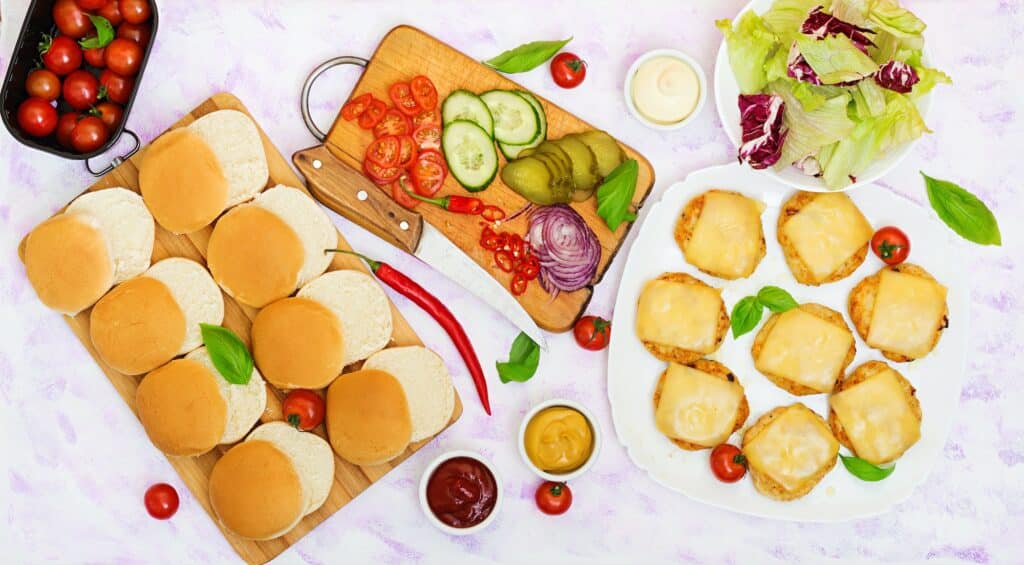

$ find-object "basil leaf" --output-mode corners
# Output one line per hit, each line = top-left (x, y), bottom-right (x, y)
(79, 15), (114, 50)
(839, 454), (895, 482)
(596, 159), (639, 231)
(496, 332), (540, 383)
(730, 296), (763, 338)
(922, 172), (1001, 246)
(757, 286), (798, 313)
(200, 323), (254, 385)
(484, 37), (572, 73)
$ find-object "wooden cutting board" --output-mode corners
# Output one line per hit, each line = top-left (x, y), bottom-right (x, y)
(17, 93), (462, 565)
(318, 25), (656, 332)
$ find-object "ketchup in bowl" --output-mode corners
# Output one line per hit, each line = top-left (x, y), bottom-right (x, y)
(425, 456), (498, 529)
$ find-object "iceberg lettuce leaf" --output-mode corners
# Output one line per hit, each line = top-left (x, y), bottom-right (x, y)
(768, 79), (856, 168)
(716, 13), (780, 94)
(796, 34), (879, 84)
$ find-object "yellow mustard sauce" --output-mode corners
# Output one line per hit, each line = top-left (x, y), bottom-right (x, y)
(524, 406), (594, 473)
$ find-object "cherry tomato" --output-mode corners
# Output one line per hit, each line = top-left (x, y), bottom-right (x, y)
(417, 148), (447, 171)
(709, 444), (747, 483)
(358, 99), (388, 130)
(365, 135), (401, 167)
(410, 157), (445, 197)
(871, 226), (910, 265)
(117, 22), (152, 49)
(411, 109), (440, 128)
(341, 92), (373, 121)
(104, 38), (142, 76)
(94, 101), (123, 131)
(76, 0), (108, 9)
(573, 315), (611, 351)
(373, 108), (412, 138)
(82, 42), (106, 68)
(388, 82), (420, 116)
(55, 112), (80, 148)
(99, 69), (133, 104)
(70, 115), (110, 152)
(281, 390), (325, 431)
(118, 0), (150, 24)
(62, 70), (100, 110)
(40, 35), (83, 76)
(412, 124), (441, 151)
(390, 174), (421, 209)
(481, 205), (505, 222)
(409, 76), (438, 111)
(53, 0), (92, 39)
(143, 483), (179, 520)
(395, 135), (418, 169)
(17, 98), (58, 137)
(550, 52), (587, 89)
(97, 1), (123, 26)
(25, 69), (61, 101)
(535, 482), (572, 515)
(363, 158), (402, 185)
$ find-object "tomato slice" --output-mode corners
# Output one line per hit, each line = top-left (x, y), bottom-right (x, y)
(510, 273), (528, 296)
(417, 148), (448, 172)
(388, 82), (421, 116)
(412, 124), (442, 151)
(364, 159), (403, 184)
(373, 108), (412, 138)
(410, 76), (438, 110)
(412, 109), (440, 128)
(396, 135), (418, 169)
(341, 93), (373, 121)
(411, 158), (446, 197)
(365, 135), (401, 167)
(390, 174), (421, 209)
(358, 98), (387, 129)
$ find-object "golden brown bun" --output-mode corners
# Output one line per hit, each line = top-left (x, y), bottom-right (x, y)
(848, 263), (948, 362)
(139, 128), (229, 234)
(640, 273), (729, 364)
(208, 439), (305, 540)
(750, 303), (856, 395)
(252, 297), (345, 390)
(326, 369), (412, 466)
(741, 404), (838, 501)
(828, 361), (922, 463)
(651, 359), (749, 451)
(777, 192), (869, 285)
(135, 358), (227, 456)
(674, 189), (766, 280)
(24, 214), (114, 315)
(90, 277), (186, 375)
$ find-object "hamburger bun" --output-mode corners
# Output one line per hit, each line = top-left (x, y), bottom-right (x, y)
(251, 297), (345, 390)
(187, 109), (269, 207)
(361, 346), (454, 442)
(64, 188), (154, 283)
(297, 270), (392, 366)
(326, 369), (412, 466)
(253, 185), (336, 287)
(247, 422), (334, 515)
(187, 347), (267, 444)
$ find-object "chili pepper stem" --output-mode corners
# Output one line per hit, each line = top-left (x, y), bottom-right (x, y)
(324, 248), (380, 272)
(400, 177), (449, 209)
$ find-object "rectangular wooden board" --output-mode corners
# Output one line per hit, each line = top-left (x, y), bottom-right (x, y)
(18, 93), (462, 565)
(323, 25), (656, 332)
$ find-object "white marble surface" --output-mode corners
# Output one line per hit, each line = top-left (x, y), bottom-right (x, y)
(1, 1), (1021, 563)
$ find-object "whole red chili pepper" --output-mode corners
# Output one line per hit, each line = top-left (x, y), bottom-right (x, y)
(401, 179), (483, 214)
(326, 248), (491, 415)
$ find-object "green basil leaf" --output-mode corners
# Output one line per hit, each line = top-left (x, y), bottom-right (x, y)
(922, 172), (1001, 246)
(484, 37), (572, 73)
(757, 286), (798, 313)
(79, 15), (114, 50)
(596, 159), (639, 231)
(839, 454), (895, 481)
(496, 332), (540, 383)
(730, 295), (764, 338)
(200, 323), (254, 385)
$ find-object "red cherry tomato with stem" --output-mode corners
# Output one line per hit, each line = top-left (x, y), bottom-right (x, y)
(94, 102), (123, 131)
(535, 481), (572, 515)
(281, 390), (325, 431)
(17, 98), (58, 137)
(53, 0), (92, 39)
(118, 0), (151, 24)
(573, 315), (610, 351)
(104, 38), (142, 76)
(99, 69), (133, 103)
(82, 42), (106, 68)
(40, 35), (83, 76)
(709, 444), (747, 483)
(62, 70), (101, 110)
(56, 112), (80, 148)
(144, 483), (179, 520)
(25, 69), (61, 101)
(550, 52), (587, 89)
(70, 115), (110, 152)
(871, 226), (910, 265)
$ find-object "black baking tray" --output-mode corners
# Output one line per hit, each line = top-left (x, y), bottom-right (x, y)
(0, 0), (158, 162)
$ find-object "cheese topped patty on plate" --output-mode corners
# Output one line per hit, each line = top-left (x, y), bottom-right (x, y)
(653, 360), (748, 450)
(742, 403), (839, 501)
(635, 272), (729, 365)
(777, 192), (873, 285)
(751, 303), (856, 395)
(675, 189), (765, 279)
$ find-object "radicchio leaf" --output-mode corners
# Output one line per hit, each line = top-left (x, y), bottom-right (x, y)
(787, 42), (821, 85)
(801, 6), (876, 52)
(874, 60), (920, 93)
(738, 94), (788, 170)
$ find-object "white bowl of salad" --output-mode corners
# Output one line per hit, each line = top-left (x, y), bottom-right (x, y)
(714, 0), (950, 192)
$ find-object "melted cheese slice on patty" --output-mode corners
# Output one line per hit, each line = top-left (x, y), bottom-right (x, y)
(867, 269), (948, 359)
(830, 368), (921, 464)
(684, 191), (764, 278)
(655, 364), (744, 446)
(782, 193), (872, 281)
(744, 405), (838, 492)
(636, 279), (722, 352)
(755, 308), (853, 392)
(140, 128), (229, 234)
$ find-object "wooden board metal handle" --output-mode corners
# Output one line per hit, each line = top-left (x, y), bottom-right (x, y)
(293, 144), (423, 255)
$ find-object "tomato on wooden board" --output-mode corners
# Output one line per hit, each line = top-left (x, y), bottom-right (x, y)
(396, 135), (418, 169)
(94, 102), (123, 131)
(550, 52), (587, 89)
(40, 35), (83, 76)
(62, 70), (100, 110)
(104, 38), (142, 76)
(358, 98), (387, 129)
(871, 226), (910, 265)
(83, 42), (106, 68)
(97, 0), (123, 26)
(364, 158), (402, 185)
(99, 69), (133, 104)
(281, 390), (325, 431)
(412, 109), (440, 128)
(412, 123), (441, 151)
(409, 76), (438, 111)
(573, 315), (610, 351)
(70, 115), (110, 152)
(76, 0), (108, 9)
(53, 0), (92, 39)
(373, 108), (412, 138)
(390, 174), (421, 209)
(117, 22), (152, 49)
(410, 156), (445, 196)
(535, 482), (572, 515)
(26, 69), (61, 101)
(709, 444), (747, 483)
(144, 483), (179, 520)
(17, 98), (58, 137)
(341, 93), (373, 121)
(388, 82), (421, 116)
(417, 148), (447, 171)
(55, 112), (80, 147)
(118, 0), (151, 24)
(365, 135), (401, 167)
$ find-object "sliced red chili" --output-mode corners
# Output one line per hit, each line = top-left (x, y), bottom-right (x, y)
(481, 205), (505, 222)
(508, 234), (524, 259)
(495, 250), (514, 272)
(358, 98), (387, 129)
(388, 82), (421, 116)
(510, 273), (528, 296)
(517, 255), (540, 280)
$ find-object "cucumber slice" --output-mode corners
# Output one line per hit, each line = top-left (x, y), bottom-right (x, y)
(481, 90), (540, 145)
(442, 120), (499, 192)
(442, 90), (494, 138)
(498, 91), (548, 159)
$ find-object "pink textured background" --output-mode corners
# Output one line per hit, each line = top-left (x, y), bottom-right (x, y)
(1, 1), (1021, 562)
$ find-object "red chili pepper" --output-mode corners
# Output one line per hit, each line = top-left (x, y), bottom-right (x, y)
(481, 205), (505, 222)
(400, 178), (483, 214)
(326, 248), (491, 415)
(494, 250), (514, 272)
(510, 273), (528, 296)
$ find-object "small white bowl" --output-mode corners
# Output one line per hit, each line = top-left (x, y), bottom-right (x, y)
(623, 48), (708, 131)
(517, 398), (602, 482)
(418, 450), (502, 536)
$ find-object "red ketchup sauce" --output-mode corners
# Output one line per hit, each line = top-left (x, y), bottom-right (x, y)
(425, 456), (497, 528)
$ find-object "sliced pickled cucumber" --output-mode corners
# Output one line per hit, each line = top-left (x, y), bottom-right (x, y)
(500, 157), (558, 204)
(530, 151), (573, 202)
(576, 130), (626, 177)
(554, 135), (599, 191)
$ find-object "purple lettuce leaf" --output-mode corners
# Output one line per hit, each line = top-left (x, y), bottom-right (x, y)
(737, 94), (788, 170)
(801, 6), (876, 53)
(874, 60), (920, 93)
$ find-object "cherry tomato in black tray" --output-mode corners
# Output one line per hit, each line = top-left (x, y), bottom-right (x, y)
(104, 38), (143, 76)
(98, 0), (123, 26)
(40, 35), (83, 76)
(55, 112), (80, 148)
(62, 70), (100, 110)
(26, 69), (61, 101)
(53, 0), (92, 39)
(871, 226), (910, 265)
(94, 101), (124, 131)
(550, 52), (587, 88)
(17, 98), (58, 137)
(118, 0), (151, 25)
(69, 115), (110, 152)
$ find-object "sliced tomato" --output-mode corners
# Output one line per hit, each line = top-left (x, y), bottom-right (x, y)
(373, 108), (412, 138)
(364, 159), (402, 184)
(342, 93), (373, 121)
(388, 82), (421, 116)
(390, 174), (421, 209)
(366, 135), (400, 167)
(410, 76), (438, 110)
(396, 135), (418, 169)
(411, 157), (446, 197)
(358, 98), (387, 129)
(417, 148), (447, 172)
(412, 109), (440, 128)
(412, 124), (441, 151)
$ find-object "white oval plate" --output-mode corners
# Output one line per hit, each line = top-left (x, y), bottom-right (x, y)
(713, 0), (933, 192)
(607, 163), (968, 522)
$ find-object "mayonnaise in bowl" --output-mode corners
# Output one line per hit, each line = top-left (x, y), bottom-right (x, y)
(624, 49), (707, 131)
